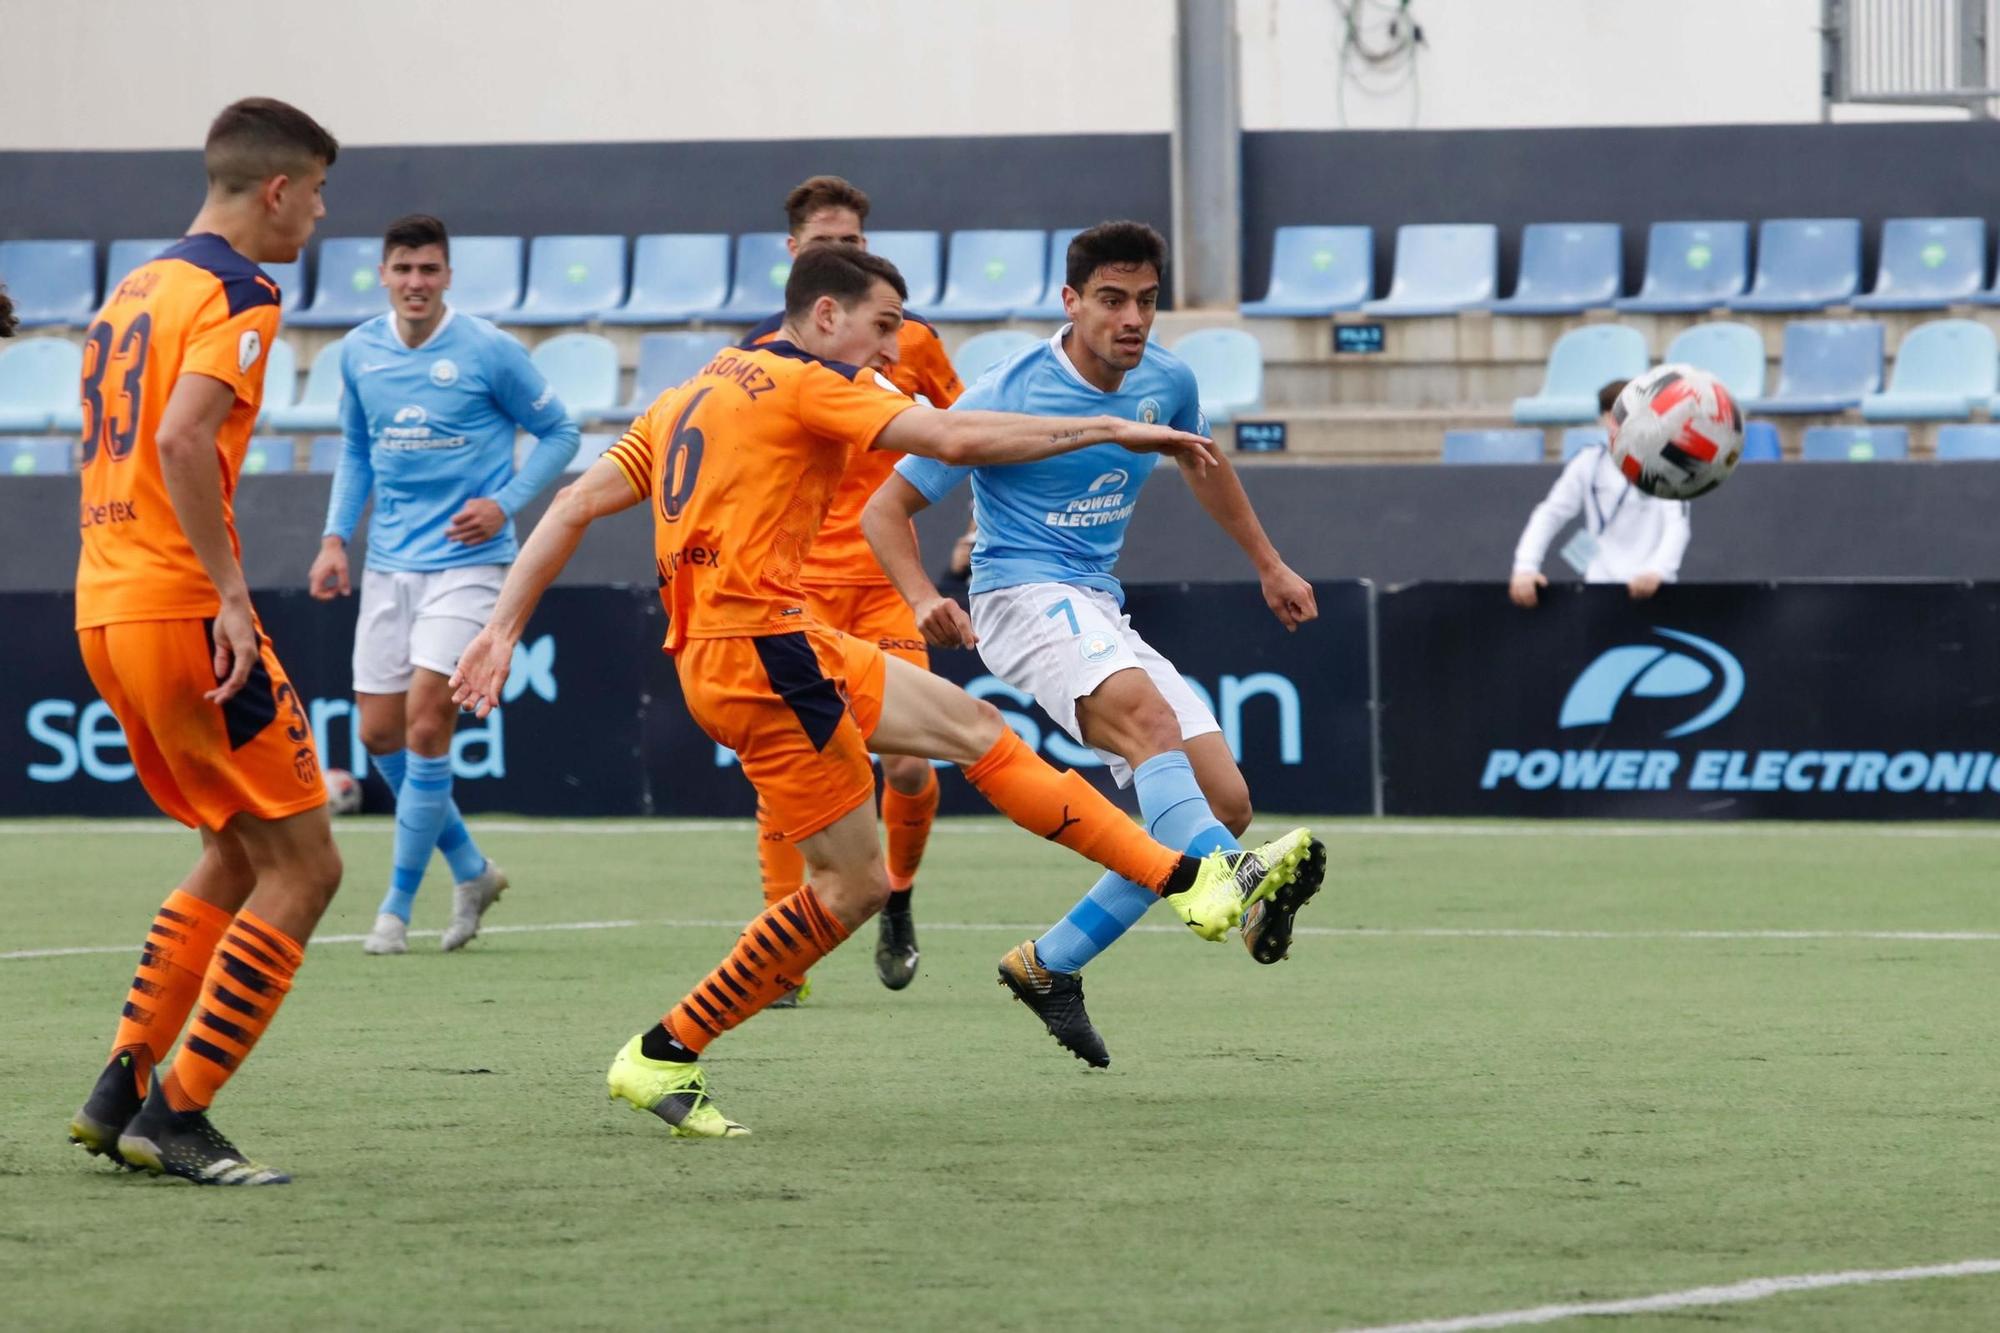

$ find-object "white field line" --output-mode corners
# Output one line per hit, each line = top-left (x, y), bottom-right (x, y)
(7, 917), (1999, 963)
(1339, 1258), (2000, 1332)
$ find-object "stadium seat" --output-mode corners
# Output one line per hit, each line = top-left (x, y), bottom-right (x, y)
(696, 233), (794, 322)
(306, 436), (346, 473)
(444, 236), (524, 319)
(1561, 425), (1607, 460)
(105, 238), (177, 291)
(289, 237), (385, 327)
(531, 332), (621, 423)
(1614, 221), (1749, 313)
(1935, 424), (2000, 459)
(1740, 420), (1783, 462)
(254, 338), (299, 427)
(0, 436), (73, 475)
(1240, 225), (1373, 316)
(1742, 321), (1883, 414)
(0, 240), (97, 327)
(566, 432), (615, 473)
(868, 231), (942, 308)
(614, 331), (733, 417)
(1512, 324), (1648, 425)
(1800, 425), (1909, 462)
(240, 436), (297, 474)
(1441, 428), (1542, 464)
(0, 338), (84, 431)
(925, 230), (1047, 321)
(507, 236), (627, 326)
(1169, 328), (1263, 425)
(266, 341), (344, 432)
(952, 329), (1039, 387)
(1860, 319), (1996, 421)
(1492, 223), (1621, 314)
(1729, 218), (1862, 312)
(1012, 228), (1084, 320)
(1663, 322), (1767, 400)
(1362, 224), (1498, 316)
(598, 234), (731, 324)
(1856, 218), (1985, 310)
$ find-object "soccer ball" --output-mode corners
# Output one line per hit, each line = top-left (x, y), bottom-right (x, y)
(324, 768), (363, 816)
(1608, 364), (1744, 501)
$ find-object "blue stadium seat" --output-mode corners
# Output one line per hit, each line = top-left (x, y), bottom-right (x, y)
(925, 230), (1047, 321)
(1800, 425), (1909, 462)
(1743, 321), (1883, 414)
(254, 338), (299, 427)
(598, 234), (731, 324)
(289, 237), (385, 327)
(1740, 420), (1783, 462)
(1861, 319), (1995, 421)
(508, 236), (627, 326)
(0, 436), (74, 475)
(1614, 221), (1749, 313)
(530, 332), (620, 423)
(0, 338), (84, 431)
(0, 240), (97, 327)
(698, 233), (794, 322)
(1441, 428), (1542, 464)
(1935, 424), (2000, 460)
(952, 329), (1039, 387)
(1512, 324), (1648, 425)
(1362, 225), (1498, 316)
(1561, 426), (1608, 460)
(266, 341), (343, 432)
(868, 231), (942, 308)
(306, 436), (345, 473)
(1240, 225), (1373, 316)
(613, 331), (732, 417)
(240, 436), (298, 474)
(1169, 328), (1263, 425)
(1664, 322), (1767, 400)
(1856, 218), (1985, 310)
(567, 432), (616, 473)
(1011, 228), (1084, 320)
(1730, 218), (1862, 312)
(265, 258), (305, 314)
(105, 239), (177, 291)
(445, 236), (524, 318)
(1492, 223), (1621, 314)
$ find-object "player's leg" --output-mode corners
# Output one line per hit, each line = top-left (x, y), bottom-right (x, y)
(867, 586), (940, 990)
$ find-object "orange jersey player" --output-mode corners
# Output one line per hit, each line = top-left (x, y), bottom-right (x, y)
(451, 242), (1321, 1137)
(66, 98), (344, 1188)
(735, 175), (967, 995)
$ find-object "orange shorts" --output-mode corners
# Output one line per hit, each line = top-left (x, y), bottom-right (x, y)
(78, 619), (327, 831)
(677, 627), (887, 841)
(803, 581), (929, 670)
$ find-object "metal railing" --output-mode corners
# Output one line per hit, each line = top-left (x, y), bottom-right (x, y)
(1823, 0), (2000, 117)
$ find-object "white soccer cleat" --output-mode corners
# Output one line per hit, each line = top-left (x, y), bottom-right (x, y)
(440, 860), (508, 952)
(362, 912), (409, 955)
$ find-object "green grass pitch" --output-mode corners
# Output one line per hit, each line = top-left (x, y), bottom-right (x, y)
(2, 815), (1997, 1331)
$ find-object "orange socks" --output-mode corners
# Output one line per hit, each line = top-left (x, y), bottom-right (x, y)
(882, 768), (939, 893)
(665, 886), (850, 1055)
(159, 910), (304, 1113)
(755, 796), (807, 908)
(961, 728), (1185, 893)
(111, 889), (233, 1093)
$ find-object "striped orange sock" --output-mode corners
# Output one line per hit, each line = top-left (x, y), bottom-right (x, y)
(756, 796), (807, 908)
(159, 911), (304, 1113)
(664, 885), (850, 1055)
(882, 768), (939, 893)
(961, 729), (1184, 892)
(111, 889), (233, 1094)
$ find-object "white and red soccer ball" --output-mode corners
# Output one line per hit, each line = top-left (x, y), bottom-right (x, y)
(324, 768), (363, 816)
(1608, 364), (1744, 501)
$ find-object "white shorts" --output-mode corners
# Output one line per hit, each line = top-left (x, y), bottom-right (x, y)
(970, 581), (1220, 788)
(352, 565), (506, 695)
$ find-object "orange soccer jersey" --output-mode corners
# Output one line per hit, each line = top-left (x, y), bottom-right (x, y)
(75, 233), (283, 629)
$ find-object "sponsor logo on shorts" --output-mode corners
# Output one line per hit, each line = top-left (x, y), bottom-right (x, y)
(292, 746), (320, 787)
(1080, 632), (1120, 664)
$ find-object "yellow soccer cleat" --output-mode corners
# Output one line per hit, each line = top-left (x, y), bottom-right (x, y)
(606, 1034), (749, 1139)
(1165, 827), (1322, 942)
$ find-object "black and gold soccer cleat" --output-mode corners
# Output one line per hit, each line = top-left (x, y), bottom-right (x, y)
(68, 1047), (147, 1167)
(998, 940), (1109, 1069)
(874, 904), (919, 991)
(1240, 834), (1329, 964)
(116, 1083), (291, 1186)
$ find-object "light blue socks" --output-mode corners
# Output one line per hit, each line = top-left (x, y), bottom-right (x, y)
(373, 749), (487, 922)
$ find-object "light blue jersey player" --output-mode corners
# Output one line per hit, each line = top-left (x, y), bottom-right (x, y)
(864, 221), (1326, 1067)
(308, 214), (578, 957)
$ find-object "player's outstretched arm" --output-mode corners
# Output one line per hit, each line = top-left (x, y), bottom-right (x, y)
(157, 373), (259, 701)
(877, 405), (1219, 471)
(451, 457), (640, 718)
(1179, 449), (1317, 631)
(862, 475), (976, 647)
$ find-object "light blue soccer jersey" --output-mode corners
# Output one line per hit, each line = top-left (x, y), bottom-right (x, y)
(323, 309), (577, 571)
(894, 328), (1205, 605)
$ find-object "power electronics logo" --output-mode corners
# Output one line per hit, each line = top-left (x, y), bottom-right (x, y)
(1558, 628), (1742, 739)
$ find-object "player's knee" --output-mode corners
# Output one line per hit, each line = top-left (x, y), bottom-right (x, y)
(815, 863), (890, 927)
(1213, 786), (1254, 838)
(359, 721), (403, 755)
(403, 715), (453, 756)
(956, 698), (1007, 757)
(882, 753), (932, 794)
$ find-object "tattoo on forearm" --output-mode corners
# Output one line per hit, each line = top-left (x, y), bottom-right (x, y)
(1049, 428), (1088, 446)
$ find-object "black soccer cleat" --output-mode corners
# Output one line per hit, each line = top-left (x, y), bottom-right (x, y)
(874, 903), (919, 991)
(115, 1083), (291, 1186)
(69, 1047), (148, 1167)
(1240, 835), (1328, 964)
(997, 940), (1110, 1069)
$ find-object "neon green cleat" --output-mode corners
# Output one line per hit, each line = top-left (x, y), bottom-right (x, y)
(606, 1035), (749, 1139)
(1165, 827), (1321, 942)
(767, 974), (812, 1010)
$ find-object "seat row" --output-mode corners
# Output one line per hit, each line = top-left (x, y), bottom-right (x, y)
(1443, 423), (2000, 465)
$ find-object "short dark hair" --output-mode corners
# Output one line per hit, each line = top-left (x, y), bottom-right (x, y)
(783, 243), (906, 319)
(785, 176), (871, 235)
(0, 285), (16, 339)
(204, 97), (338, 195)
(383, 214), (450, 261)
(1067, 220), (1168, 293)
(1598, 379), (1629, 416)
